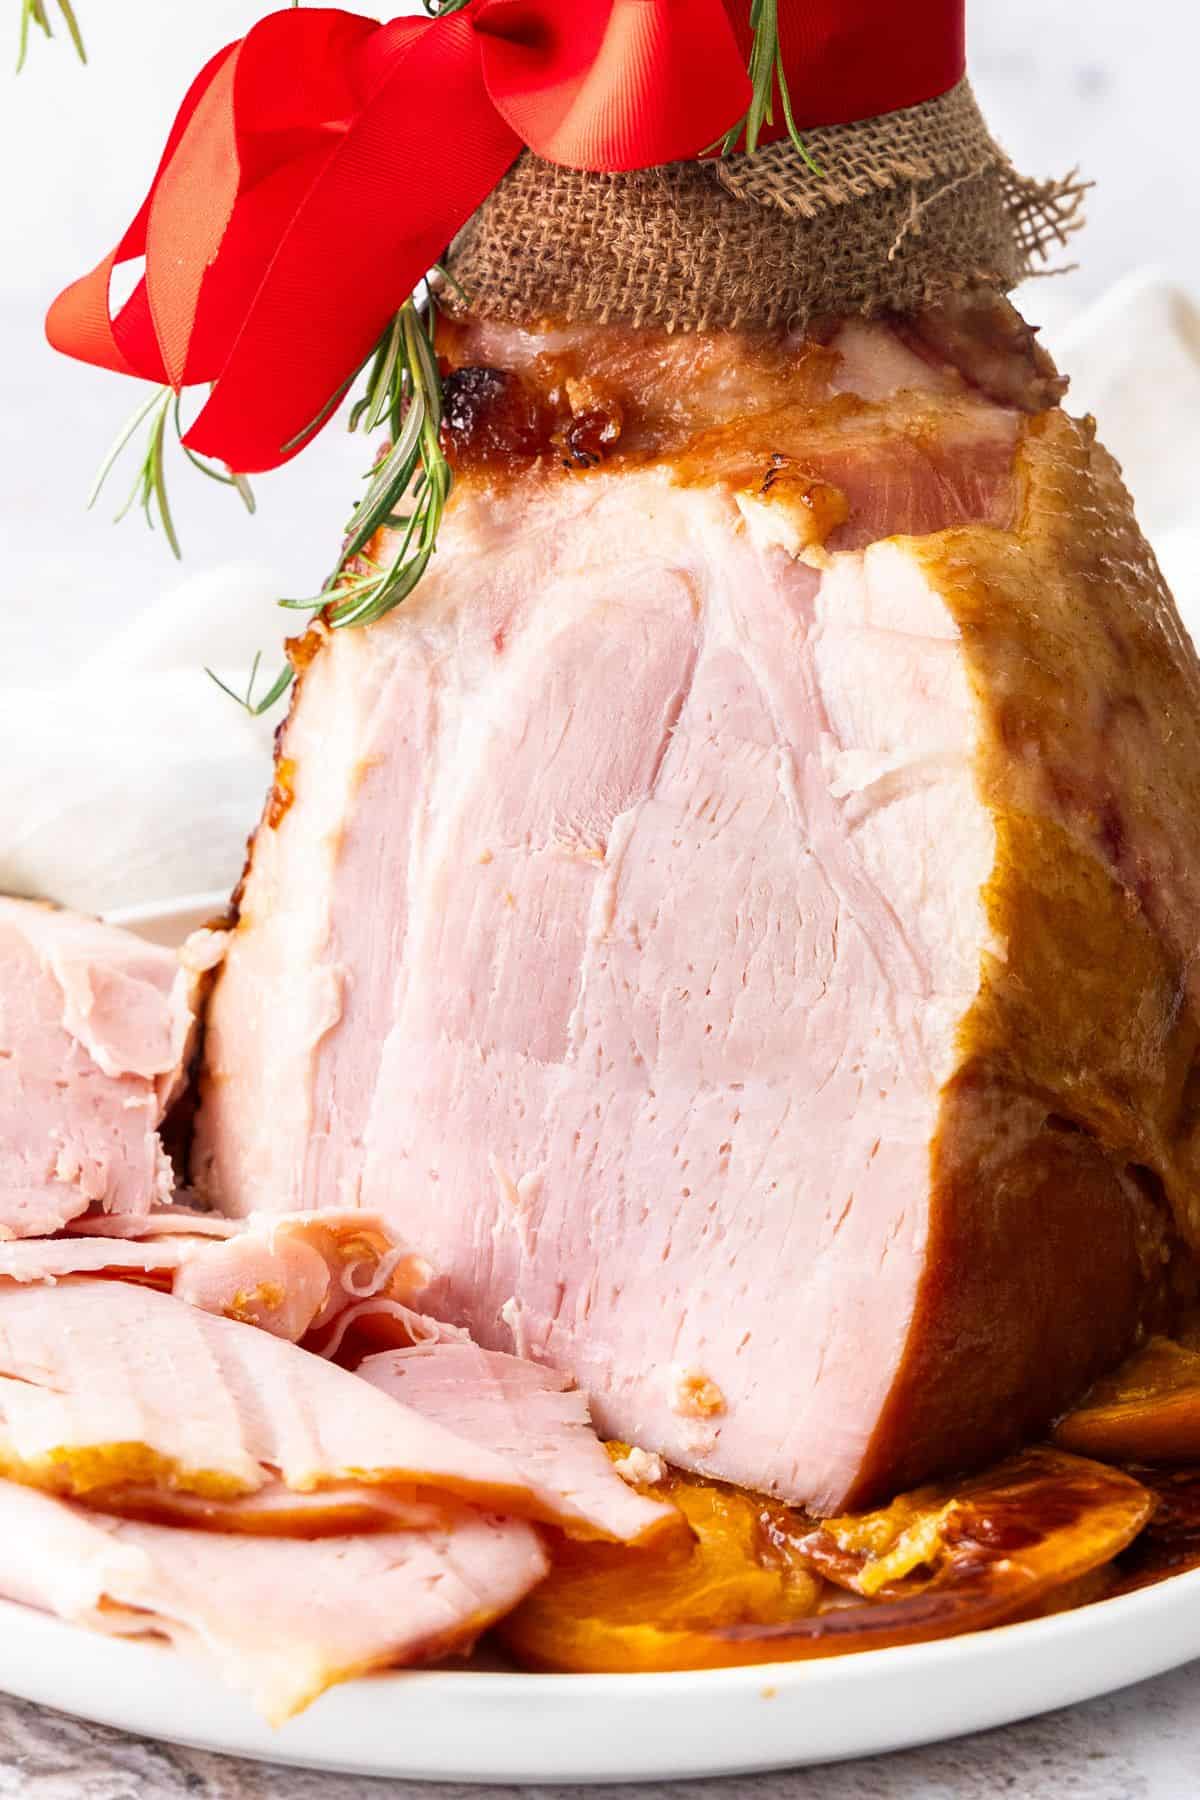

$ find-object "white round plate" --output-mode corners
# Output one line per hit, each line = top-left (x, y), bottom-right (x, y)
(4, 1576), (1200, 1783)
(27, 892), (1182, 1784)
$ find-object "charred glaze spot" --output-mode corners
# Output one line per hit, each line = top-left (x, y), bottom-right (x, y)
(556, 402), (624, 469)
(760, 456), (851, 542)
(440, 366), (550, 467)
(287, 627), (325, 675)
(266, 758), (297, 830)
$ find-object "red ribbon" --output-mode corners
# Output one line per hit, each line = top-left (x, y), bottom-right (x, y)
(46, 1), (965, 474)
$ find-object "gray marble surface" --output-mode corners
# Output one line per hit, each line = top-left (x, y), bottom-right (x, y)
(1, 1660), (1197, 1797)
(2, 0), (1199, 1791)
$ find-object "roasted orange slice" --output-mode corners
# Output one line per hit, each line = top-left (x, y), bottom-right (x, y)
(1053, 1338), (1200, 1463)
(500, 1446), (1152, 1673)
(800, 1448), (1150, 1599)
(500, 1456), (825, 1672)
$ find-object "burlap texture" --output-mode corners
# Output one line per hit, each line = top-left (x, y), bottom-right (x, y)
(444, 79), (1085, 332)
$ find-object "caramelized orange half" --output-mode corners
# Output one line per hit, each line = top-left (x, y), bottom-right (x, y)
(501, 1454), (824, 1673)
(1054, 1338), (1200, 1464)
(501, 1448), (1152, 1673)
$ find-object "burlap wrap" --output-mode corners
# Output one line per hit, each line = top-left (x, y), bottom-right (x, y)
(444, 79), (1085, 332)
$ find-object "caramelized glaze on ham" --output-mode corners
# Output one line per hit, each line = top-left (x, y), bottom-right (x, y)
(436, 308), (1022, 552)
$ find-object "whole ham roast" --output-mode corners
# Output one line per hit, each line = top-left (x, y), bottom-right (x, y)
(193, 289), (1200, 1513)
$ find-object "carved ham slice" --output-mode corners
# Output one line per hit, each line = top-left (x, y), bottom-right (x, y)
(359, 1343), (678, 1544)
(195, 299), (1200, 1511)
(0, 1280), (545, 1514)
(0, 1210), (431, 1346)
(0, 1279), (671, 1542)
(0, 900), (196, 1238)
(0, 1478), (546, 1721)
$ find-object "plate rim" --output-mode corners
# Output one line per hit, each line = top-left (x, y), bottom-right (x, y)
(1, 1568), (1199, 1782)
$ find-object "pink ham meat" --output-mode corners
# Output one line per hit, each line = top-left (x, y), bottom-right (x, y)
(0, 900), (195, 1237)
(0, 1210), (432, 1346)
(195, 302), (1200, 1511)
(0, 1278), (675, 1540)
(0, 1279), (545, 1512)
(0, 1478), (545, 1721)
(359, 1343), (676, 1544)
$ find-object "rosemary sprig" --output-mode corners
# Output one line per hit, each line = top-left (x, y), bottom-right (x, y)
(718, 0), (822, 173)
(210, 283), (453, 718)
(89, 385), (255, 561)
(283, 287), (452, 632)
(205, 650), (295, 719)
(17, 0), (84, 71)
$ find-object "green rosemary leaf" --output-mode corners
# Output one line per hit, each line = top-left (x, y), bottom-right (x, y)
(55, 0), (83, 60)
(87, 386), (165, 511)
(174, 394), (257, 514)
(205, 653), (295, 718)
(279, 354), (371, 455)
(229, 286), (454, 715)
(148, 395), (181, 559)
(17, 0), (85, 70)
(105, 388), (182, 560)
(716, 0), (823, 173)
(432, 261), (471, 308)
(90, 384), (257, 558)
(280, 289), (453, 639)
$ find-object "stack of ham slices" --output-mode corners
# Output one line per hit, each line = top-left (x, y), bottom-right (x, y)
(0, 898), (676, 1720)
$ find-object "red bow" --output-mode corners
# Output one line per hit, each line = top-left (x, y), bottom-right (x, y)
(46, 1), (964, 475)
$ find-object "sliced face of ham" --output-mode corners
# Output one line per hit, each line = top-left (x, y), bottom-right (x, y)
(0, 1478), (546, 1721)
(358, 1343), (677, 1545)
(0, 900), (197, 1238)
(194, 303), (1200, 1513)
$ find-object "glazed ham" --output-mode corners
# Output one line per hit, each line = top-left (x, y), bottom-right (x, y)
(0, 1478), (545, 1720)
(0, 900), (196, 1237)
(195, 297), (1200, 1511)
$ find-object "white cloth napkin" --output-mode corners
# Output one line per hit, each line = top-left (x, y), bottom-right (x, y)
(3, 565), (280, 914)
(5, 268), (1200, 917)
